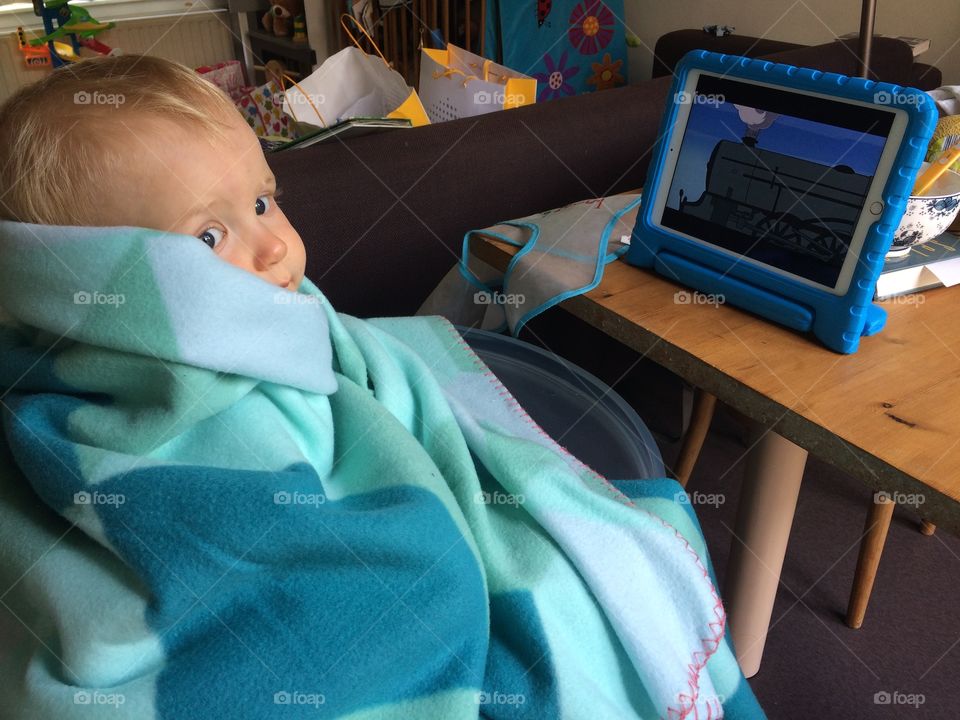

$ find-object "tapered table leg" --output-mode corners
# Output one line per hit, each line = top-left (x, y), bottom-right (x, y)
(846, 494), (896, 629)
(724, 429), (808, 678)
(673, 389), (717, 488)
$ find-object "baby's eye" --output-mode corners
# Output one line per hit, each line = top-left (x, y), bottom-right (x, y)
(255, 195), (271, 216)
(198, 227), (224, 249)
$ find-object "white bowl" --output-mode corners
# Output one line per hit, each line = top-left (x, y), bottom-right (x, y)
(888, 163), (960, 256)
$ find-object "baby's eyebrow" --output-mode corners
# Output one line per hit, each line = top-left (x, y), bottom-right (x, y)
(264, 175), (277, 190)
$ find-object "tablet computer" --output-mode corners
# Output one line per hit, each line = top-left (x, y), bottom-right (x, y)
(627, 51), (937, 353)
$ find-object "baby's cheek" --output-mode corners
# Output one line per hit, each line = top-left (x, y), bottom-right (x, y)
(276, 212), (307, 273)
(216, 243), (257, 275)
(291, 234), (307, 279)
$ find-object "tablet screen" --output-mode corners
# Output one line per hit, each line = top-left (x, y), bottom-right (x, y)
(658, 74), (896, 289)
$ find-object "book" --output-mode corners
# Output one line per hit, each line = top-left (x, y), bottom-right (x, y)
(874, 232), (960, 299)
(261, 117), (412, 153)
(837, 32), (930, 57)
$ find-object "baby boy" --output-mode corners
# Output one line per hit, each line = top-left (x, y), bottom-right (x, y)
(0, 54), (306, 291)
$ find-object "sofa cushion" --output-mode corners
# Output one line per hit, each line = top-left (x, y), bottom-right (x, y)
(653, 30), (806, 79)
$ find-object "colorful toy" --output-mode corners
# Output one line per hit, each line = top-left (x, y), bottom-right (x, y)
(79, 36), (116, 56)
(26, 0), (115, 68)
(16, 25), (94, 67)
(17, 26), (53, 67)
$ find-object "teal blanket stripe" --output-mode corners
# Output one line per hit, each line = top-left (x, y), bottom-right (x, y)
(0, 221), (764, 719)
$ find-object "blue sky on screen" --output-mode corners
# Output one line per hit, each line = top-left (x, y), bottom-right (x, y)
(667, 100), (887, 210)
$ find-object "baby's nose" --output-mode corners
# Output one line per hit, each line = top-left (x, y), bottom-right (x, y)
(253, 234), (287, 270)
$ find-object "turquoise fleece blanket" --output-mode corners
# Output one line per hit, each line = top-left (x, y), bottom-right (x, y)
(0, 222), (765, 719)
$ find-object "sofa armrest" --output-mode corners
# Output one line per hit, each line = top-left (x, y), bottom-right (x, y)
(912, 63), (942, 91)
(653, 30), (805, 79)
(654, 29), (926, 90)
(267, 78), (672, 317)
(764, 37), (918, 86)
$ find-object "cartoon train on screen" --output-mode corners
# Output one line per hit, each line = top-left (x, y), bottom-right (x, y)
(675, 107), (871, 263)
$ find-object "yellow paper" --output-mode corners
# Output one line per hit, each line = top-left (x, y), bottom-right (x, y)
(388, 90), (430, 127)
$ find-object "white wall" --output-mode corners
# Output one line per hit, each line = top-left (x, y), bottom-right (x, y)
(623, 0), (960, 86)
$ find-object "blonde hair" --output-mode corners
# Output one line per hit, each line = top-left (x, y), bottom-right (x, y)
(0, 54), (241, 225)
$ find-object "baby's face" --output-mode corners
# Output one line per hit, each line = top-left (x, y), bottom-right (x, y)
(103, 113), (306, 290)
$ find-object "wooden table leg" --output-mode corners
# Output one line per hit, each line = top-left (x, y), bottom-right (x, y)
(920, 520), (936, 536)
(846, 493), (895, 629)
(673, 389), (717, 488)
(724, 429), (807, 678)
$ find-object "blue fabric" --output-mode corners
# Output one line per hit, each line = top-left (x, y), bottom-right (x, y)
(456, 194), (640, 336)
(0, 220), (764, 719)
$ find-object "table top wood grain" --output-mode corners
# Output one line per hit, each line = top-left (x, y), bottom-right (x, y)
(471, 234), (960, 533)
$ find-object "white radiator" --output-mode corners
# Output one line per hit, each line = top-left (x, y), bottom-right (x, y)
(1, 10), (236, 103)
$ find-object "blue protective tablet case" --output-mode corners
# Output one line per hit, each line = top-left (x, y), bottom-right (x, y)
(627, 50), (938, 353)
